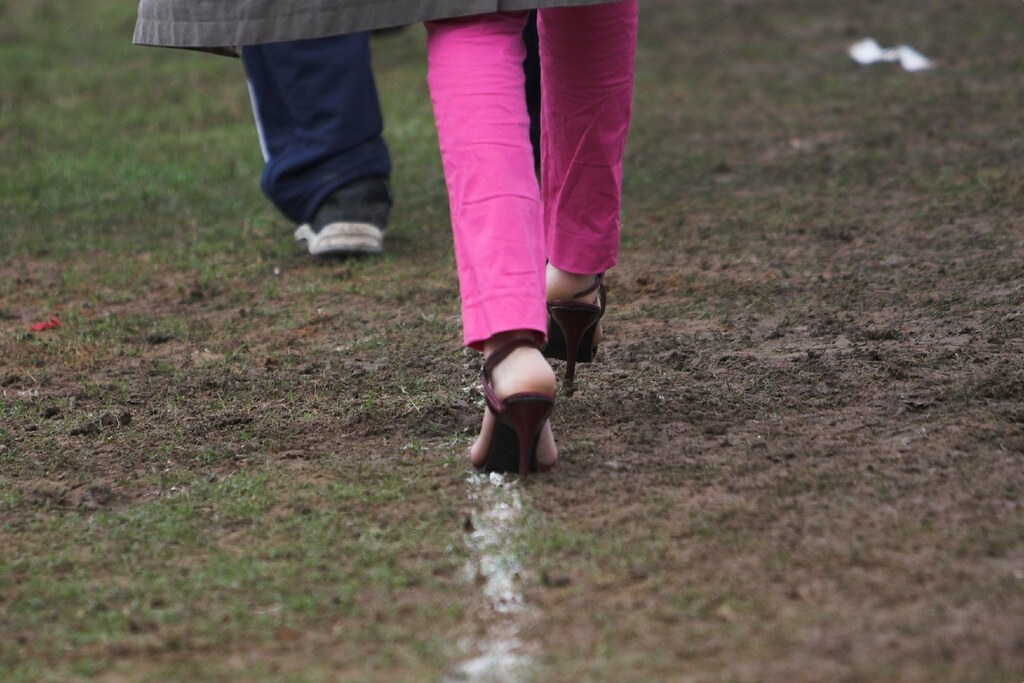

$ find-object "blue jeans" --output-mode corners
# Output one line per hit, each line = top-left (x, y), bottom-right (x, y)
(242, 33), (392, 224)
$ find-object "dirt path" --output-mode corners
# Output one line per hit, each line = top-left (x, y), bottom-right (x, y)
(2, 0), (1023, 680)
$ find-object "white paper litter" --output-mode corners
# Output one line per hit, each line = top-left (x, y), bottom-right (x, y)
(849, 38), (934, 72)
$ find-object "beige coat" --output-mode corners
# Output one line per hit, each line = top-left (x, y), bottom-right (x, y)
(134, 0), (621, 50)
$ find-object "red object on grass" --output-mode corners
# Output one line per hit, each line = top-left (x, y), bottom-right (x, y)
(30, 317), (61, 332)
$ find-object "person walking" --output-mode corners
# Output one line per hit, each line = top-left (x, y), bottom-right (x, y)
(135, 0), (638, 475)
(243, 33), (394, 256)
(242, 18), (543, 258)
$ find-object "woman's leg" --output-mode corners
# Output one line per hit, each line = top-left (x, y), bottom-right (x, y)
(540, 0), (639, 280)
(425, 12), (546, 350)
(425, 13), (557, 468)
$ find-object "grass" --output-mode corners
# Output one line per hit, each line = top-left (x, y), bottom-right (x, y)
(4, 0), (1024, 681)
(1, 469), (465, 681)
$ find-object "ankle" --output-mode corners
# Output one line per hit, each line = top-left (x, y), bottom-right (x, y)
(482, 330), (542, 358)
(483, 331), (555, 397)
(546, 265), (599, 302)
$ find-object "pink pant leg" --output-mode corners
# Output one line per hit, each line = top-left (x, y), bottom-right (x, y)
(540, 0), (639, 275)
(425, 13), (547, 350)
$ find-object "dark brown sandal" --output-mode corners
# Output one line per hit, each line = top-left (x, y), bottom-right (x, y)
(478, 339), (556, 477)
(543, 274), (605, 393)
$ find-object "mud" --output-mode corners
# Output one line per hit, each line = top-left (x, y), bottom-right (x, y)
(2, 0), (1024, 679)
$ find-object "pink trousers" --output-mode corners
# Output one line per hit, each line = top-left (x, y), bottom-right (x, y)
(426, 1), (638, 349)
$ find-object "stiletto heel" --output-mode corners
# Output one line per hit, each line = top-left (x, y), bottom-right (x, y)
(549, 307), (598, 389)
(544, 275), (606, 393)
(504, 398), (555, 476)
(478, 340), (556, 476)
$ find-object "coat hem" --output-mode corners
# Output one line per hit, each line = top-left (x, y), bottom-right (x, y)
(133, 0), (622, 49)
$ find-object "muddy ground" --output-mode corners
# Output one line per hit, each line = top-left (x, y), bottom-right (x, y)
(2, 0), (1023, 681)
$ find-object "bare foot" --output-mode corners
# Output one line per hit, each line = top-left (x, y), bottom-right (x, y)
(471, 334), (558, 470)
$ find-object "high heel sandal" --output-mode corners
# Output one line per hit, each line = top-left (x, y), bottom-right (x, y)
(478, 340), (556, 477)
(544, 274), (606, 393)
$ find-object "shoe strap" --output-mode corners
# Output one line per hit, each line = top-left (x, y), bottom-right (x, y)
(559, 273), (607, 316)
(482, 338), (544, 415)
(571, 273), (603, 300)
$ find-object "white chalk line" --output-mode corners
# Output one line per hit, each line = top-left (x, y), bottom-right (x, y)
(443, 471), (535, 683)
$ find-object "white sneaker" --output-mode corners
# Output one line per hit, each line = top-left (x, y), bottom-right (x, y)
(294, 221), (383, 256)
(293, 176), (391, 257)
